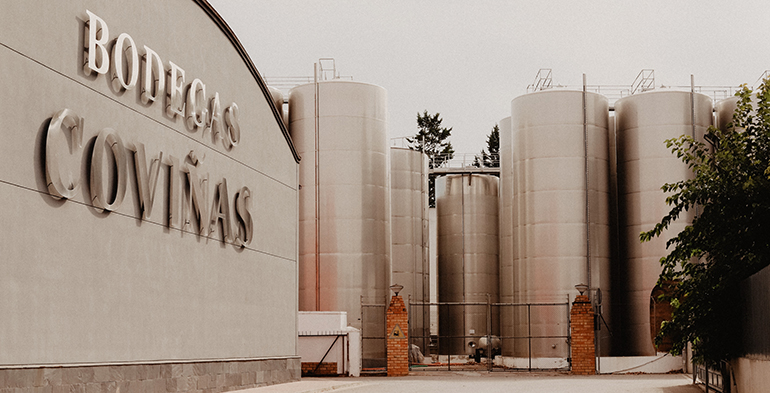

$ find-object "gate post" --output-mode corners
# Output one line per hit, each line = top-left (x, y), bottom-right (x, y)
(387, 286), (409, 376)
(570, 293), (596, 375)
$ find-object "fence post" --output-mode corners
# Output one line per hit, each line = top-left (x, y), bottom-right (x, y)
(527, 303), (532, 372)
(487, 294), (492, 372)
(570, 294), (596, 375)
(386, 293), (409, 376)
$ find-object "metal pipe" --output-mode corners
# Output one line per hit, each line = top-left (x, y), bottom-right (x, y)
(583, 73), (591, 293)
(461, 174), (467, 349)
(295, 151), (301, 354)
(691, 74), (700, 219)
(314, 63), (321, 311)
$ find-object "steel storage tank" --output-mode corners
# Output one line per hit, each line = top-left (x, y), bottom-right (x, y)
(436, 174), (499, 355)
(511, 89), (612, 358)
(497, 117), (515, 356)
(614, 90), (712, 355)
(288, 80), (390, 363)
(390, 147), (430, 353)
(267, 86), (286, 125)
(715, 96), (740, 132)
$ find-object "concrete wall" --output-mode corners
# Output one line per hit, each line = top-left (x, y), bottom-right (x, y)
(732, 264), (770, 393)
(732, 357), (770, 393)
(0, 0), (299, 389)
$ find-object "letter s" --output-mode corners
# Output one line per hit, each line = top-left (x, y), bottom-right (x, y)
(234, 186), (253, 247)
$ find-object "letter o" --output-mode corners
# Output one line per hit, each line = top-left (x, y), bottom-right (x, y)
(90, 128), (127, 212)
(111, 33), (139, 91)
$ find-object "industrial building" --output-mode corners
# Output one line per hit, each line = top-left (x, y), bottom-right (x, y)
(0, 1), (300, 390)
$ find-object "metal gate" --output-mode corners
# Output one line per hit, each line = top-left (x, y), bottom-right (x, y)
(408, 300), (571, 372)
(360, 297), (387, 374)
(694, 361), (730, 393)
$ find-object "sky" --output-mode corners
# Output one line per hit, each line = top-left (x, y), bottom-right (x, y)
(209, 0), (770, 155)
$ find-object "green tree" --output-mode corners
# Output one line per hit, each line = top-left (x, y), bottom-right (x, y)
(641, 81), (770, 366)
(473, 124), (500, 169)
(407, 111), (454, 207)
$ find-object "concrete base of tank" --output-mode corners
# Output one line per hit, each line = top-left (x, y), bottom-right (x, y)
(595, 354), (685, 374)
(494, 357), (569, 370)
(492, 354), (683, 373)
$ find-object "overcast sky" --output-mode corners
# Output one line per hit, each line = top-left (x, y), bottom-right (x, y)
(209, 0), (770, 155)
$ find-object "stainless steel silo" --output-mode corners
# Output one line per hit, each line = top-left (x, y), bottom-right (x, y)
(510, 89), (612, 358)
(390, 147), (430, 354)
(497, 117), (515, 356)
(715, 96), (740, 132)
(614, 90), (712, 355)
(267, 86), (284, 120)
(436, 174), (499, 355)
(288, 80), (390, 363)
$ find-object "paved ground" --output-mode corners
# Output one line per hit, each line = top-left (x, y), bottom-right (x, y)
(236, 372), (702, 393)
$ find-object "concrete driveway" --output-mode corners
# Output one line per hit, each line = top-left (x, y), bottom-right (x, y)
(239, 372), (701, 393)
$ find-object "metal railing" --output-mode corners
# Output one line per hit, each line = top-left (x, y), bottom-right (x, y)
(527, 68), (554, 93)
(385, 142), (502, 175)
(524, 68), (744, 108)
(389, 137), (412, 149)
(753, 70), (770, 91)
(631, 69), (656, 94)
(429, 153), (500, 174)
(263, 57), (353, 99)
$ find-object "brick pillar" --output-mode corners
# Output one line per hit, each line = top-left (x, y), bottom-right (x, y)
(570, 294), (596, 375)
(387, 294), (409, 376)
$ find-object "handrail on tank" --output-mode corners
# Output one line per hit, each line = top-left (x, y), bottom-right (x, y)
(429, 153), (499, 170)
(753, 70), (770, 90)
(527, 68), (553, 93)
(389, 137), (412, 149)
(631, 69), (655, 94)
(263, 58), (353, 98)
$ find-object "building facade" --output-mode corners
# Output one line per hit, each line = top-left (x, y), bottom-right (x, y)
(0, 1), (300, 390)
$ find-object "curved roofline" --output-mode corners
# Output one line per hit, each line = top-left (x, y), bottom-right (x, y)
(195, 0), (300, 163)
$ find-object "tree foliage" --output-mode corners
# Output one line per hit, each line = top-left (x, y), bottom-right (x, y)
(473, 124), (500, 169)
(641, 81), (770, 366)
(407, 111), (454, 207)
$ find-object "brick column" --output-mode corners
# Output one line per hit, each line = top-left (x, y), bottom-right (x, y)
(570, 294), (596, 375)
(386, 294), (409, 376)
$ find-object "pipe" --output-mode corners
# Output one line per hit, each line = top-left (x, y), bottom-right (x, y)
(314, 63), (321, 311)
(583, 74), (591, 293)
(690, 75), (699, 218)
(461, 174), (467, 348)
